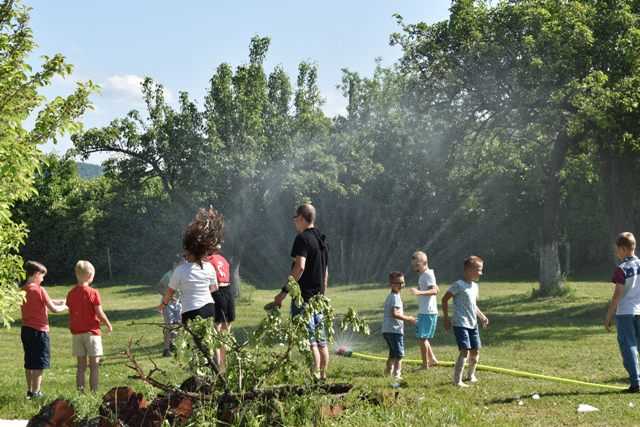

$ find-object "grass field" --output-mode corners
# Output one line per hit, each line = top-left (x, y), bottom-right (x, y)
(0, 280), (636, 426)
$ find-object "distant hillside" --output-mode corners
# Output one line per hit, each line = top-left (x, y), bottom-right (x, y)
(76, 162), (103, 179)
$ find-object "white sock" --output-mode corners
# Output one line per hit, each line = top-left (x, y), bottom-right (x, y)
(453, 354), (466, 385)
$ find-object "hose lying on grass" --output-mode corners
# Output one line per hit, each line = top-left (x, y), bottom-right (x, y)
(335, 349), (626, 391)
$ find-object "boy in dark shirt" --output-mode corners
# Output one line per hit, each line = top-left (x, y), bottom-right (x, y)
(273, 204), (329, 379)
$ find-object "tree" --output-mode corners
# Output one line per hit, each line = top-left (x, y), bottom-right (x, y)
(393, 0), (609, 295)
(0, 0), (93, 325)
(72, 78), (212, 216)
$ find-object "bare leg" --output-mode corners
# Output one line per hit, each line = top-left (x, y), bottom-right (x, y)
(466, 350), (479, 382)
(453, 350), (469, 387)
(394, 359), (403, 379)
(30, 369), (43, 393)
(76, 357), (87, 391)
(319, 345), (329, 379)
(310, 344), (321, 378)
(25, 369), (31, 393)
(385, 357), (393, 376)
(215, 322), (231, 372)
(425, 339), (438, 366)
(418, 339), (429, 368)
(89, 356), (100, 392)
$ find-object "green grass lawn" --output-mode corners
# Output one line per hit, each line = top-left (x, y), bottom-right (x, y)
(0, 280), (636, 426)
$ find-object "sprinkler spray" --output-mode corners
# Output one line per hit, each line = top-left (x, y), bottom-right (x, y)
(335, 347), (352, 357)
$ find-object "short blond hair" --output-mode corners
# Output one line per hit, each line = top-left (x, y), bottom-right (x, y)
(75, 260), (95, 282)
(616, 232), (636, 251)
(412, 251), (428, 263)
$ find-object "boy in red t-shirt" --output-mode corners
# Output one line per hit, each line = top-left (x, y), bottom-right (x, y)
(66, 260), (112, 392)
(20, 261), (67, 399)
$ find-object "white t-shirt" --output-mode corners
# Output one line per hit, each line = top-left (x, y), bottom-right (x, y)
(169, 261), (217, 313)
(448, 280), (479, 329)
(614, 256), (640, 315)
(418, 269), (438, 315)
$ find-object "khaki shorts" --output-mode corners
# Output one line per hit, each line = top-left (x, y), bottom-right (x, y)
(72, 333), (103, 357)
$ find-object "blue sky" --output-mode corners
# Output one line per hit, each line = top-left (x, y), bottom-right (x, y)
(27, 1), (452, 162)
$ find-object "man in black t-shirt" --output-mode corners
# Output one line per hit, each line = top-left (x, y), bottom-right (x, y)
(273, 204), (329, 380)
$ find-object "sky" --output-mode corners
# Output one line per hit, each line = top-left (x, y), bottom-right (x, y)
(26, 1), (452, 163)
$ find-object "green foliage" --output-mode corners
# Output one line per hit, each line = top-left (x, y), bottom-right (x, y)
(0, 0), (93, 325)
(171, 277), (369, 423)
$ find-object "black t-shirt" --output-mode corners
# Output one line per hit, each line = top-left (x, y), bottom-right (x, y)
(290, 228), (328, 301)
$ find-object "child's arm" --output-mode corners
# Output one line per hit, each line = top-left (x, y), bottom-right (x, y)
(45, 298), (67, 313)
(159, 288), (176, 312)
(476, 307), (489, 327)
(411, 285), (440, 296)
(95, 305), (113, 333)
(393, 307), (416, 325)
(442, 291), (453, 331)
(605, 284), (625, 332)
(322, 266), (329, 295)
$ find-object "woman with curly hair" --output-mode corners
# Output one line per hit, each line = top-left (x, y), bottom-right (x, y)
(159, 208), (224, 324)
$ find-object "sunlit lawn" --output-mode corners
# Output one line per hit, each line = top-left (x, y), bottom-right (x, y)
(0, 279), (636, 426)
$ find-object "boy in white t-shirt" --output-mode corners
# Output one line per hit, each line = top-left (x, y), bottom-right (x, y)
(605, 232), (640, 393)
(410, 251), (439, 368)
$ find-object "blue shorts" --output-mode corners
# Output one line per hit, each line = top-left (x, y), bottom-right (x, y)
(453, 326), (481, 350)
(383, 333), (405, 359)
(416, 314), (438, 339)
(21, 326), (50, 370)
(291, 302), (327, 347)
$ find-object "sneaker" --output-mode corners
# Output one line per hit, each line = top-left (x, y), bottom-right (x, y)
(31, 391), (44, 399)
(162, 349), (172, 358)
(624, 385), (640, 393)
(26, 391), (33, 400)
(465, 375), (478, 383)
(454, 381), (469, 388)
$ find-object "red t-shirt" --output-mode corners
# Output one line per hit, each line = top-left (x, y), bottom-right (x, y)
(66, 285), (102, 335)
(21, 283), (51, 332)
(207, 254), (231, 284)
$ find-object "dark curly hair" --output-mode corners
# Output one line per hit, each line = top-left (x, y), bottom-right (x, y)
(183, 207), (224, 266)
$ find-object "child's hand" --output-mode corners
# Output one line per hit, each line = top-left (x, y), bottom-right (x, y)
(604, 317), (613, 332)
(157, 304), (165, 314)
(444, 318), (451, 331)
(106, 323), (113, 334)
(407, 316), (417, 325)
(480, 315), (489, 328)
(410, 287), (420, 296)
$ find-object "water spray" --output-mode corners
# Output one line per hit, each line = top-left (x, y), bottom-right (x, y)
(335, 348), (625, 391)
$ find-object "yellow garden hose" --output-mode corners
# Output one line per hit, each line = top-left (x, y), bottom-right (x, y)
(338, 350), (626, 391)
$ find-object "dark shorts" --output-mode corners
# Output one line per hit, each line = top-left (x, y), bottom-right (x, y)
(212, 286), (236, 324)
(453, 326), (481, 350)
(291, 301), (327, 347)
(181, 303), (215, 324)
(21, 326), (50, 370)
(383, 333), (405, 359)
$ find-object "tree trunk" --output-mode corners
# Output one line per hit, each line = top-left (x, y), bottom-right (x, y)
(538, 133), (570, 296)
(600, 150), (636, 239)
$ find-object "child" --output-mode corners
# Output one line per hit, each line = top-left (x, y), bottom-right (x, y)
(208, 244), (235, 371)
(20, 261), (67, 399)
(157, 256), (184, 357)
(382, 271), (416, 381)
(442, 256), (489, 387)
(66, 260), (112, 393)
(410, 251), (440, 368)
(605, 232), (640, 393)
(160, 208), (221, 324)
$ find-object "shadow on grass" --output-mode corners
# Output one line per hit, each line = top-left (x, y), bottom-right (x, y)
(487, 389), (622, 404)
(344, 292), (609, 352)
